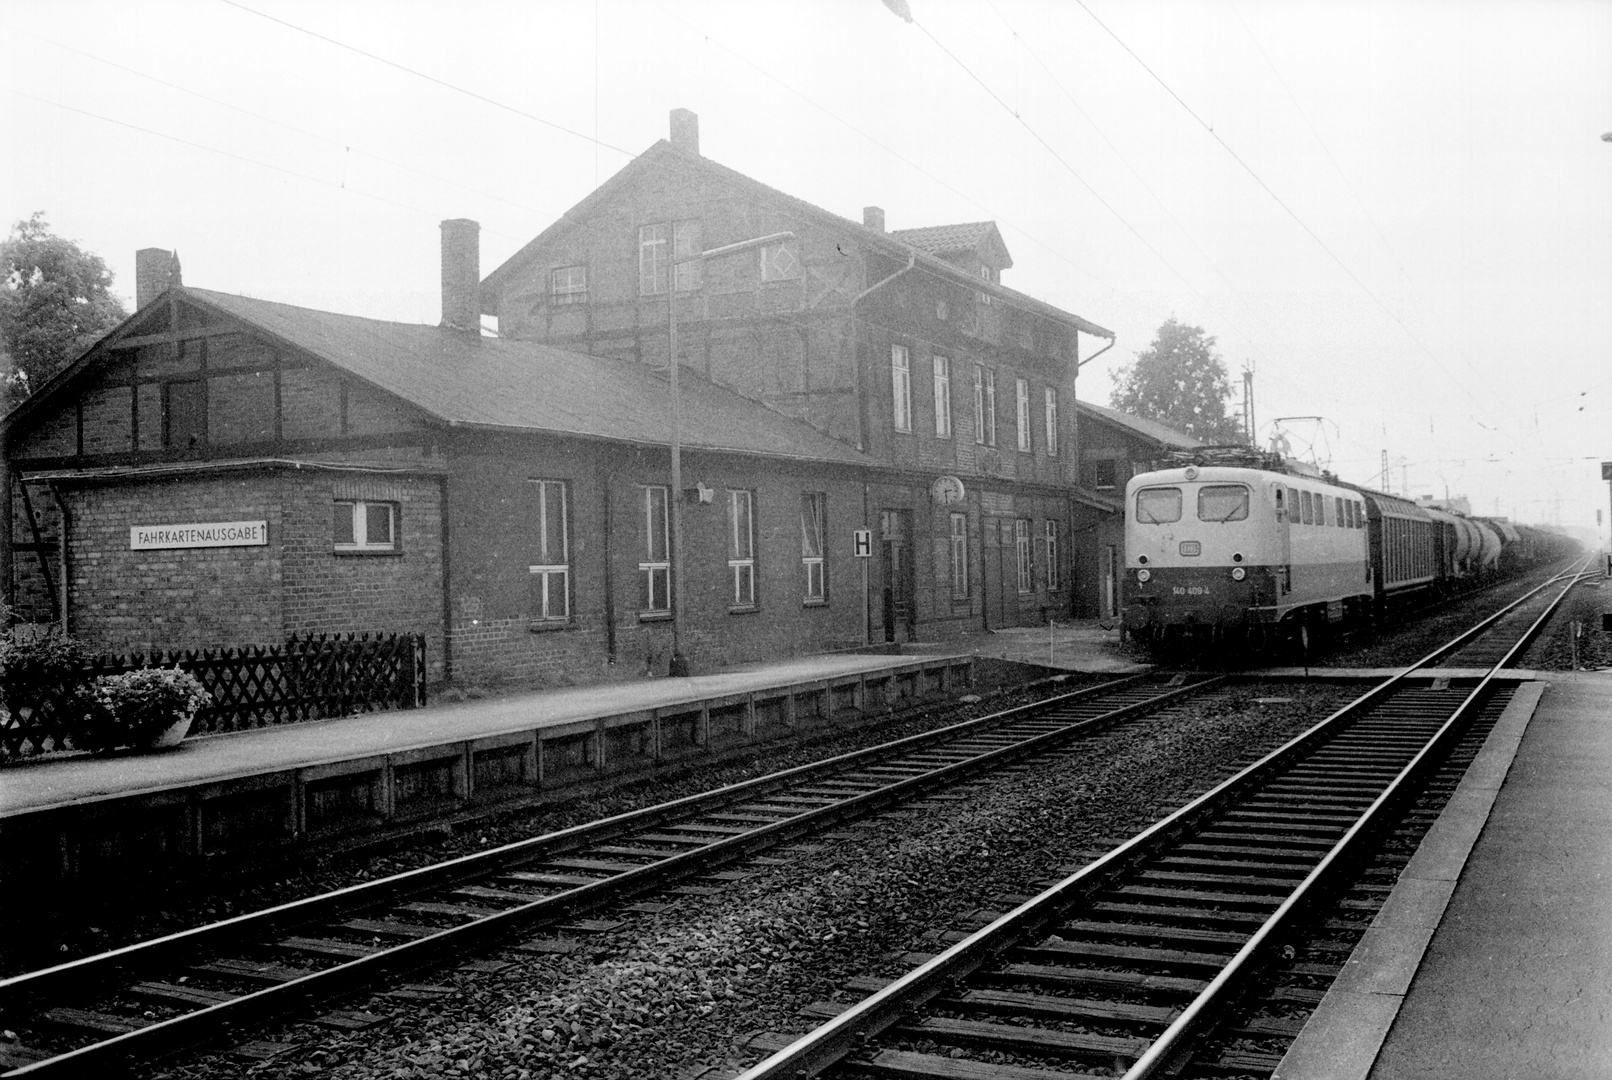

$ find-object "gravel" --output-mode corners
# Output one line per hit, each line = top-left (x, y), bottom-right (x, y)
(4, 678), (1085, 977)
(162, 681), (1355, 1080)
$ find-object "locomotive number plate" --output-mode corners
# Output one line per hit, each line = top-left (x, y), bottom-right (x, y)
(1172, 586), (1211, 596)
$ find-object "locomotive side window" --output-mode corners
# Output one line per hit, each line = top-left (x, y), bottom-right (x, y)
(1287, 487), (1299, 522)
(1356, 501), (1366, 528)
(1274, 487), (1286, 518)
(1135, 487), (1182, 524)
(1300, 491), (1313, 524)
(1317, 495), (1327, 526)
(1197, 485), (1249, 522)
(1335, 497), (1345, 526)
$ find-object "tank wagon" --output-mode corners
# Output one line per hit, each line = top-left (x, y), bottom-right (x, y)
(1122, 448), (1574, 652)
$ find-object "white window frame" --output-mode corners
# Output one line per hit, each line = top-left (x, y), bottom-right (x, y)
(977, 265), (992, 306)
(639, 485), (671, 614)
(891, 345), (912, 433)
(550, 265), (587, 306)
(673, 219), (702, 292)
(334, 499), (397, 553)
(801, 492), (826, 603)
(729, 489), (756, 609)
(638, 224), (668, 296)
(527, 479), (570, 622)
(974, 366), (996, 446)
(1015, 518), (1033, 593)
(932, 355), (951, 438)
(639, 220), (702, 295)
(1044, 386), (1059, 457)
(1016, 378), (1031, 451)
(1045, 519), (1061, 591)
(950, 512), (969, 598)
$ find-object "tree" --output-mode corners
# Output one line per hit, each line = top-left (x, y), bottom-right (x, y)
(1, 212), (127, 411)
(1109, 318), (1243, 444)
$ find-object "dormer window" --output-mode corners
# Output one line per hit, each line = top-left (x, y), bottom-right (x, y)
(977, 265), (996, 305)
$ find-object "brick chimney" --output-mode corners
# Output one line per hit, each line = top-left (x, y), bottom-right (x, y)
(439, 218), (481, 337)
(863, 207), (885, 232)
(670, 108), (700, 156)
(135, 248), (182, 309)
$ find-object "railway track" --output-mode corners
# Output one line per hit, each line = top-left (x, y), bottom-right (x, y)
(732, 557), (1593, 1080)
(0, 672), (1225, 1076)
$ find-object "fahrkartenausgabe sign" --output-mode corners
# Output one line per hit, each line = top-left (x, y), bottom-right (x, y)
(130, 520), (268, 551)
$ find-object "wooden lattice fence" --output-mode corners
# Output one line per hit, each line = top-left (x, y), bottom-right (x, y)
(0, 632), (426, 760)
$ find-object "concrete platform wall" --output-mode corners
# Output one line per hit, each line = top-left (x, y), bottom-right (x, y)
(0, 656), (971, 903)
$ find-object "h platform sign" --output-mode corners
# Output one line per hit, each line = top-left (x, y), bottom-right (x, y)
(852, 527), (874, 558)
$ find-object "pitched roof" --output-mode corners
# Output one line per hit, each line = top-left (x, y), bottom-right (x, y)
(890, 222), (1013, 268)
(1075, 400), (1202, 449)
(175, 288), (872, 467)
(483, 141), (1103, 338)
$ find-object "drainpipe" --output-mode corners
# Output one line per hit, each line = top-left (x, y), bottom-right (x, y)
(47, 481), (70, 635)
(849, 251), (917, 452)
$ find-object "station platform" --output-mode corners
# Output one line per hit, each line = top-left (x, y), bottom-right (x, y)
(1275, 668), (1612, 1079)
(1, 651), (971, 820)
(0, 650), (977, 894)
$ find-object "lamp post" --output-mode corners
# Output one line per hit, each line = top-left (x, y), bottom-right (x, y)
(666, 230), (795, 676)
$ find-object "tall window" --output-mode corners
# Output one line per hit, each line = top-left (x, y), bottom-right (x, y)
(639, 220), (701, 294)
(729, 489), (756, 608)
(974, 366), (996, 446)
(551, 265), (587, 306)
(801, 492), (826, 603)
(334, 500), (396, 553)
(1015, 378), (1031, 451)
(977, 265), (993, 306)
(891, 345), (912, 433)
(1045, 520), (1061, 591)
(528, 480), (570, 621)
(164, 380), (206, 449)
(639, 486), (670, 613)
(1044, 387), (1059, 457)
(950, 513), (969, 598)
(1015, 518), (1032, 592)
(638, 224), (668, 296)
(672, 219), (702, 292)
(932, 355), (952, 437)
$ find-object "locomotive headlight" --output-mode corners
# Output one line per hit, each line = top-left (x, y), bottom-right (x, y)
(1137, 569), (1152, 583)
(1231, 567), (1247, 582)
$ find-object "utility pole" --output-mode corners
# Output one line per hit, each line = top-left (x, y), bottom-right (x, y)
(1241, 361), (1255, 446)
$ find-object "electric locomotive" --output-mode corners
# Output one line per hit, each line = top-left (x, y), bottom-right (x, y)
(1122, 452), (1373, 651)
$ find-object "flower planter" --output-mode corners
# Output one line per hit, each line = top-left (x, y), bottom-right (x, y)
(142, 713), (194, 751)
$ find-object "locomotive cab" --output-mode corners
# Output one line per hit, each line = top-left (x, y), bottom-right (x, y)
(1123, 462), (1372, 651)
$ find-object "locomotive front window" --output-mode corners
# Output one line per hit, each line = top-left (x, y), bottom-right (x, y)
(1135, 487), (1182, 524)
(1197, 485), (1249, 522)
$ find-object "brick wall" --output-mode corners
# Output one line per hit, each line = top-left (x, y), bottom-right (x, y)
(279, 472), (445, 679)
(52, 469), (445, 678)
(61, 476), (283, 652)
(443, 436), (866, 686)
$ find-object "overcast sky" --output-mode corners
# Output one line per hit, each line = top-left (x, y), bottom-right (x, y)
(4, 0), (1609, 539)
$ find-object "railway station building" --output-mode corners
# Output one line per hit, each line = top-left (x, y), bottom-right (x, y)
(2, 110), (1152, 688)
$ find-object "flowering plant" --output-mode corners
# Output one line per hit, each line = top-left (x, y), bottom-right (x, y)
(75, 666), (211, 751)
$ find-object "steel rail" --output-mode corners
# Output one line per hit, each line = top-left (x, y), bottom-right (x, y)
(2, 673), (1225, 1076)
(731, 557), (1593, 1080)
(1120, 553), (1598, 1078)
(0, 673), (1142, 1010)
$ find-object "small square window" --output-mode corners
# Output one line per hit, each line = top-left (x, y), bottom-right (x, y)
(551, 265), (587, 305)
(334, 500), (398, 553)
